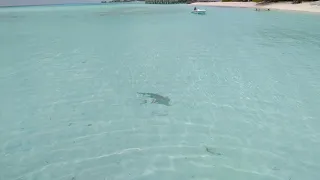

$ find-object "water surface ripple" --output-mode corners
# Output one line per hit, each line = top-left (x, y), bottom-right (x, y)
(1, 4), (320, 180)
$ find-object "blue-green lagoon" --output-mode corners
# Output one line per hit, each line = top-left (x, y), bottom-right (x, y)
(1, 3), (320, 180)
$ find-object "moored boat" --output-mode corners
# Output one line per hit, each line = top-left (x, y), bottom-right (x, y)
(191, 9), (206, 14)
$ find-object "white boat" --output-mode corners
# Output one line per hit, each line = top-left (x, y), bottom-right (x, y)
(191, 9), (206, 14)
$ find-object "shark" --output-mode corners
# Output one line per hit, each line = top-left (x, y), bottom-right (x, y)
(137, 92), (171, 106)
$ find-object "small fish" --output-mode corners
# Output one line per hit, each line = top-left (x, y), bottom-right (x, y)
(204, 146), (222, 156)
(137, 92), (171, 106)
(272, 166), (280, 171)
(152, 111), (168, 116)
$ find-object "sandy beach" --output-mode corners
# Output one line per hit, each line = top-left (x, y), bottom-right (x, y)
(190, 1), (320, 13)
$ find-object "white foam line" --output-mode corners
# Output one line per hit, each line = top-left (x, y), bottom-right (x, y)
(12, 145), (281, 180)
(79, 99), (105, 104)
(76, 164), (120, 177)
(13, 162), (67, 180)
(17, 127), (286, 162)
(74, 145), (201, 163)
(74, 147), (143, 163)
(170, 154), (212, 159)
(56, 173), (74, 180)
(73, 129), (135, 141)
(221, 165), (282, 180)
(21, 125), (160, 148)
(189, 161), (216, 168)
(49, 146), (86, 154)
(208, 145), (285, 160)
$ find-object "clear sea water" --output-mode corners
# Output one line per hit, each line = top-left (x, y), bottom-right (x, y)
(1, 3), (320, 180)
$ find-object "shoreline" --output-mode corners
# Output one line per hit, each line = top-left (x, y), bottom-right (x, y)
(190, 1), (320, 14)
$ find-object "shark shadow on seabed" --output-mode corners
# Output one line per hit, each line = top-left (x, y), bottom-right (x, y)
(137, 92), (171, 106)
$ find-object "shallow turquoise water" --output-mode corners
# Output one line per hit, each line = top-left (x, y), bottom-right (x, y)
(1, 3), (320, 180)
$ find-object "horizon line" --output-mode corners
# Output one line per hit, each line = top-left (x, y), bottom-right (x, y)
(0, 1), (142, 8)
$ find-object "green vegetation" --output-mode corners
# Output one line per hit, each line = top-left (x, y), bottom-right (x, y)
(145, 0), (318, 4)
(145, 0), (189, 4)
(255, 0), (318, 4)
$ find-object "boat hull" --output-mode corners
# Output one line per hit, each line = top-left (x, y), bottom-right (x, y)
(191, 10), (206, 14)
